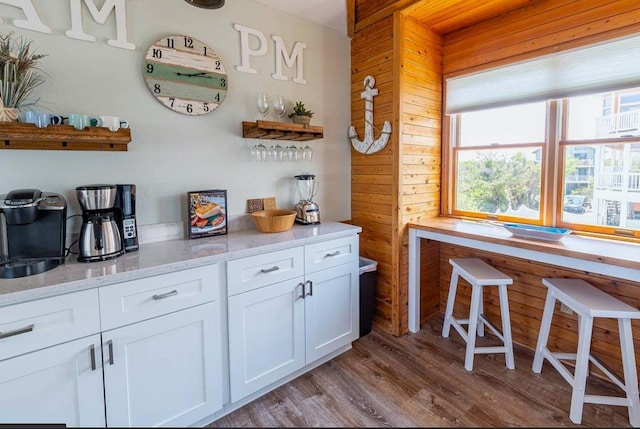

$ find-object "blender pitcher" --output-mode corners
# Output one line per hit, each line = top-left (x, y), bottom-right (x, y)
(294, 174), (320, 224)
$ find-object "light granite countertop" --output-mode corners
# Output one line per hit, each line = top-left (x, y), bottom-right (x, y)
(0, 222), (362, 307)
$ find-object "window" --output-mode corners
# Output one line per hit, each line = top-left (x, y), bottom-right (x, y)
(447, 87), (640, 239)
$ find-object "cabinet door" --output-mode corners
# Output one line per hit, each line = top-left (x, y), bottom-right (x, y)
(0, 335), (106, 427)
(228, 277), (305, 402)
(103, 302), (223, 427)
(305, 262), (359, 363)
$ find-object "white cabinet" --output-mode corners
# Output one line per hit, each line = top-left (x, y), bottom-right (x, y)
(0, 334), (105, 426)
(228, 277), (306, 401)
(0, 289), (104, 426)
(304, 262), (358, 363)
(0, 264), (223, 428)
(103, 301), (223, 427)
(100, 265), (224, 427)
(228, 235), (359, 402)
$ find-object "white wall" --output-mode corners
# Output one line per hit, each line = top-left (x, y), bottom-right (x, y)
(0, 0), (351, 235)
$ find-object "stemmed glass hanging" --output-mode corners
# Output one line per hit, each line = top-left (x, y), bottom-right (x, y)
(256, 93), (269, 120)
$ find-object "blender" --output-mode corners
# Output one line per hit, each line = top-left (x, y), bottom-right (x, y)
(294, 174), (320, 224)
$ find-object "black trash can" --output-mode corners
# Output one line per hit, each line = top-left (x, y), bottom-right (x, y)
(359, 256), (378, 337)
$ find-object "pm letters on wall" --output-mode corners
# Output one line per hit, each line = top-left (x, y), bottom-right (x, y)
(0, 0), (135, 50)
(233, 23), (307, 85)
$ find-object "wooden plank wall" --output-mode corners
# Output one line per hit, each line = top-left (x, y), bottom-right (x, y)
(397, 15), (443, 333)
(439, 243), (640, 378)
(351, 15), (398, 334)
(443, 0), (640, 77)
(434, 0), (640, 376)
(352, 0), (640, 337)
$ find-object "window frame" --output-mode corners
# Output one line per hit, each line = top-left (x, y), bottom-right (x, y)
(444, 95), (640, 241)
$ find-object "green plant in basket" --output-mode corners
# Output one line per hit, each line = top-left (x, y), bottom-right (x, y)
(288, 101), (314, 125)
(0, 32), (47, 121)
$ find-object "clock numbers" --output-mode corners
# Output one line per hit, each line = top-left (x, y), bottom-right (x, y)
(186, 104), (193, 114)
(166, 38), (174, 49)
(203, 103), (209, 112)
(215, 60), (221, 70)
(220, 78), (226, 87)
(203, 46), (208, 56)
(154, 84), (161, 94)
(146, 63), (154, 74)
(152, 48), (162, 59)
(170, 98), (175, 107)
(184, 37), (194, 49)
(215, 93), (220, 102)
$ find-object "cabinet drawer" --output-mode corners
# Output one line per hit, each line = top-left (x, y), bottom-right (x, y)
(99, 264), (219, 330)
(304, 235), (358, 274)
(227, 247), (303, 296)
(0, 289), (100, 361)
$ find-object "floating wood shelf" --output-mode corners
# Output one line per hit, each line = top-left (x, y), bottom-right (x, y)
(0, 122), (132, 151)
(242, 120), (323, 141)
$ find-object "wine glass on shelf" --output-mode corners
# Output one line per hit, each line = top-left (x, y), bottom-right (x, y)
(256, 93), (269, 120)
(273, 96), (287, 121)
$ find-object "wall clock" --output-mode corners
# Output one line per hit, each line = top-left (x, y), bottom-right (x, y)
(143, 34), (228, 115)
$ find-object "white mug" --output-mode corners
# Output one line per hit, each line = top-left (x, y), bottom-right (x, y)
(99, 115), (129, 132)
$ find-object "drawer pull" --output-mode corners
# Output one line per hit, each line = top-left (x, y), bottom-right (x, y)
(0, 323), (34, 340)
(305, 280), (313, 297)
(107, 340), (114, 365)
(260, 266), (280, 274)
(90, 345), (96, 371)
(152, 289), (178, 300)
(325, 250), (341, 257)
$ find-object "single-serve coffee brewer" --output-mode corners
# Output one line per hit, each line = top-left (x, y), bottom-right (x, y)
(76, 184), (124, 262)
(294, 174), (320, 224)
(0, 189), (67, 278)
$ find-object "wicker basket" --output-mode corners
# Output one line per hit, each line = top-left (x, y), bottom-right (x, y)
(251, 209), (296, 233)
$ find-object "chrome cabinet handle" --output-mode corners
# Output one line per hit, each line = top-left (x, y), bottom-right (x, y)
(107, 340), (114, 365)
(305, 280), (313, 297)
(296, 282), (305, 300)
(0, 323), (34, 340)
(260, 266), (280, 274)
(90, 345), (96, 371)
(152, 289), (178, 300)
(325, 250), (341, 257)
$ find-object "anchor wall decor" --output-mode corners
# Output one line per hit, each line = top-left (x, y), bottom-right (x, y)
(349, 75), (392, 154)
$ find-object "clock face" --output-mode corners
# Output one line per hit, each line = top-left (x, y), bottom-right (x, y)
(143, 35), (228, 115)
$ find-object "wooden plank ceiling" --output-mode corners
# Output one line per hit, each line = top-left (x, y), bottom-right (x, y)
(400, 0), (534, 35)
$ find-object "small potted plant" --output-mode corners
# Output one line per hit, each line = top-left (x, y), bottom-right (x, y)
(288, 101), (314, 125)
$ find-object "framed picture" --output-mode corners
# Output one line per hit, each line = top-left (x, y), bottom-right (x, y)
(188, 189), (228, 239)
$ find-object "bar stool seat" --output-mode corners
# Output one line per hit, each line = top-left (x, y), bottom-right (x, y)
(443, 258), (515, 371)
(532, 278), (640, 427)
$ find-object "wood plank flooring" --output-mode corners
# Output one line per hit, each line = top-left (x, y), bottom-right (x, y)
(209, 316), (632, 427)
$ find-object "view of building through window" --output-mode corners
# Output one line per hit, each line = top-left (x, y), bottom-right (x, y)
(450, 87), (640, 235)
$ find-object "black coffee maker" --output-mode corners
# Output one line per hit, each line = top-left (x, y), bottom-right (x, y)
(113, 184), (139, 253)
(0, 189), (67, 278)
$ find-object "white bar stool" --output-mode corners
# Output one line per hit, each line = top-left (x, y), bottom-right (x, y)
(443, 258), (515, 371)
(532, 278), (640, 427)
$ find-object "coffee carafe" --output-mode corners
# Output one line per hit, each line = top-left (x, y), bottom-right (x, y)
(76, 184), (124, 262)
(294, 174), (320, 224)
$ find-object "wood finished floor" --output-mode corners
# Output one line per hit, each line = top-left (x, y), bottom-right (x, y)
(210, 315), (632, 427)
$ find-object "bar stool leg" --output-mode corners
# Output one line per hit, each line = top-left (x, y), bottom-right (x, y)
(533, 291), (557, 373)
(442, 269), (459, 338)
(618, 318), (640, 427)
(465, 283), (482, 371)
(569, 314), (593, 425)
(477, 287), (485, 338)
(498, 284), (515, 369)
